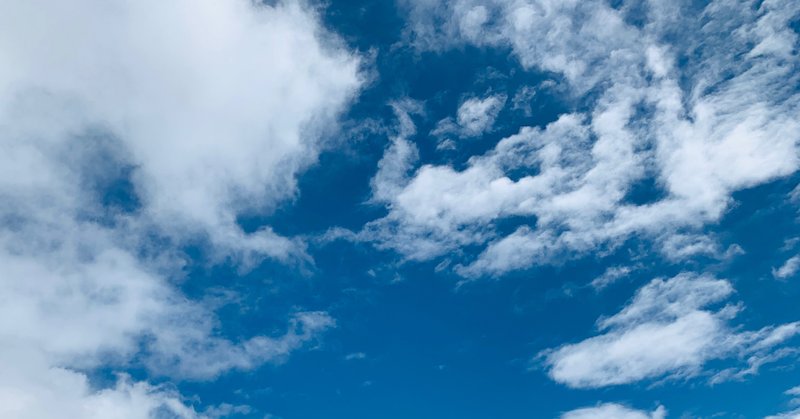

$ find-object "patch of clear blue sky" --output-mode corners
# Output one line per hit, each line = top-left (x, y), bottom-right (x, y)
(91, 1), (800, 417)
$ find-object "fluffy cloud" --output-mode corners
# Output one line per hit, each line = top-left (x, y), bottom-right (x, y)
(561, 403), (666, 419)
(0, 364), (198, 419)
(0, 0), (361, 263)
(542, 273), (800, 388)
(0, 0), (356, 415)
(364, 0), (800, 278)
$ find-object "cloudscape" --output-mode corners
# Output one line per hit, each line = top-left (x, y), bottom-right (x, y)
(1, 0), (799, 417)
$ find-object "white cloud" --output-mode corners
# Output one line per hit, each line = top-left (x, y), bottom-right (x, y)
(766, 386), (800, 419)
(543, 273), (800, 388)
(0, 365), (199, 419)
(370, 101), (421, 204)
(432, 94), (507, 140)
(767, 411), (800, 419)
(364, 0), (800, 278)
(591, 266), (635, 291)
(774, 255), (800, 279)
(0, 0), (354, 415)
(561, 403), (666, 419)
(345, 352), (367, 361)
(0, 0), (362, 264)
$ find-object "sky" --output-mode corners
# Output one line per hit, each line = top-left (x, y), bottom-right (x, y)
(0, 0), (800, 418)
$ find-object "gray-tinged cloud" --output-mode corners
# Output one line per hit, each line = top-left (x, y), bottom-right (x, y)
(542, 273), (800, 388)
(0, 0), (356, 415)
(365, 0), (800, 278)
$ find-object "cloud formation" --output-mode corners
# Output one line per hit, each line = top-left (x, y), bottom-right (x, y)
(1, 0), (361, 263)
(766, 386), (800, 419)
(542, 273), (800, 388)
(774, 255), (800, 279)
(0, 0), (357, 415)
(561, 403), (666, 419)
(364, 0), (800, 278)
(431, 93), (507, 142)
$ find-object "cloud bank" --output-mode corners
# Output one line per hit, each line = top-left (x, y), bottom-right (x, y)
(0, 0), (360, 415)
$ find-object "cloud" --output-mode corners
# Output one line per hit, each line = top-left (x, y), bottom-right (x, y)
(591, 266), (635, 291)
(766, 385), (800, 419)
(542, 273), (800, 388)
(345, 352), (367, 361)
(0, 366), (199, 419)
(0, 0), (355, 415)
(362, 0), (800, 278)
(431, 94), (507, 140)
(370, 101), (422, 204)
(561, 403), (666, 419)
(0, 0), (362, 264)
(767, 411), (800, 419)
(774, 255), (800, 279)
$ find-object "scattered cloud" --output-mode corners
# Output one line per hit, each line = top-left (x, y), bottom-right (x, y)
(363, 0), (800, 278)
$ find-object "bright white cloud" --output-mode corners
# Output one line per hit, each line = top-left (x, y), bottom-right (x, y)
(0, 0), (362, 264)
(0, 0), (355, 415)
(365, 0), (800, 278)
(542, 273), (800, 388)
(561, 403), (666, 419)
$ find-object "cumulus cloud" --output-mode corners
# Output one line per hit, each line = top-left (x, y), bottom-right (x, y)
(542, 273), (800, 388)
(561, 403), (666, 419)
(0, 0), (356, 415)
(363, 0), (800, 278)
(0, 0), (362, 263)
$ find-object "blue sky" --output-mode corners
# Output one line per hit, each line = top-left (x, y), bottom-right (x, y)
(1, 0), (800, 418)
